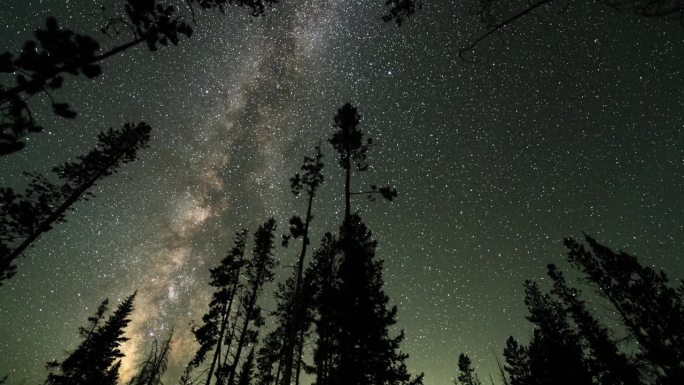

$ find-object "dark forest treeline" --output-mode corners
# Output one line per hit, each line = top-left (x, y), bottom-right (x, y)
(4, 105), (681, 385)
(2, 1), (683, 385)
(455, 236), (684, 385)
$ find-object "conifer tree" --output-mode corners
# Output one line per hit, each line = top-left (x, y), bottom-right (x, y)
(563, 236), (684, 385)
(455, 354), (481, 385)
(278, 145), (324, 385)
(46, 292), (136, 385)
(0, 122), (151, 285)
(226, 219), (278, 385)
(189, 229), (249, 385)
(547, 264), (641, 385)
(304, 233), (340, 385)
(317, 103), (420, 385)
(503, 281), (593, 385)
(237, 347), (257, 385)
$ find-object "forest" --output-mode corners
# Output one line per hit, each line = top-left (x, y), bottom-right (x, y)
(1, 1), (683, 385)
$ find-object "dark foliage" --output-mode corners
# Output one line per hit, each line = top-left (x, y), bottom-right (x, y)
(226, 219), (278, 385)
(383, 0), (423, 25)
(0, 2), (191, 155)
(502, 235), (684, 385)
(189, 229), (249, 385)
(237, 347), (256, 385)
(46, 293), (136, 385)
(326, 215), (422, 385)
(305, 233), (340, 385)
(455, 354), (481, 385)
(564, 235), (684, 384)
(0, 122), (151, 285)
(329, 103), (397, 223)
(277, 146), (324, 385)
(504, 281), (594, 385)
(309, 103), (421, 385)
(188, 0), (279, 16)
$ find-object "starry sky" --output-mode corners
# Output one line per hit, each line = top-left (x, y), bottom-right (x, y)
(1, 1), (683, 384)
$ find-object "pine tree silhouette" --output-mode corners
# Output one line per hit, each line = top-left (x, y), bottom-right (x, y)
(237, 346), (257, 385)
(547, 264), (641, 385)
(46, 292), (136, 385)
(501, 235), (684, 385)
(503, 281), (593, 385)
(0, 122), (151, 285)
(455, 354), (481, 385)
(564, 235), (684, 385)
(189, 230), (249, 385)
(310, 103), (421, 385)
(304, 233), (340, 385)
(278, 145), (324, 385)
(226, 219), (278, 385)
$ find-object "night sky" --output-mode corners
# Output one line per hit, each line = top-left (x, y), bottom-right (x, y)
(1, 1), (683, 384)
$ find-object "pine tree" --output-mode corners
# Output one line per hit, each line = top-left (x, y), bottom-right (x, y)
(503, 281), (593, 385)
(547, 264), (641, 385)
(305, 233), (340, 385)
(331, 216), (421, 385)
(0, 122), (151, 285)
(237, 347), (257, 385)
(189, 230), (249, 385)
(455, 354), (481, 385)
(226, 219), (278, 385)
(278, 145), (324, 385)
(563, 236), (684, 385)
(502, 337), (529, 385)
(46, 292), (136, 385)
(317, 103), (420, 385)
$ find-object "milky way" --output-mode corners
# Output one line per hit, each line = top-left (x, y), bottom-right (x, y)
(1, 1), (684, 385)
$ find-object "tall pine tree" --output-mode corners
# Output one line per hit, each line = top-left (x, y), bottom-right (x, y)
(46, 292), (136, 385)
(189, 229), (249, 385)
(278, 145), (324, 385)
(226, 219), (278, 385)
(314, 103), (420, 385)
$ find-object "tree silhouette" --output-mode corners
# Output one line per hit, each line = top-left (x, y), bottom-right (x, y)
(237, 346), (257, 385)
(189, 229), (249, 385)
(128, 331), (174, 385)
(383, 0), (423, 25)
(0, 1), (191, 155)
(503, 280), (594, 385)
(455, 354), (481, 385)
(564, 235), (684, 385)
(226, 219), (278, 385)
(500, 235), (684, 385)
(278, 145), (324, 385)
(46, 292), (136, 385)
(328, 103), (397, 225)
(1, 0), (411, 155)
(329, 216), (423, 385)
(306, 103), (421, 385)
(0, 122), (151, 285)
(304, 233), (340, 385)
(547, 264), (641, 385)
